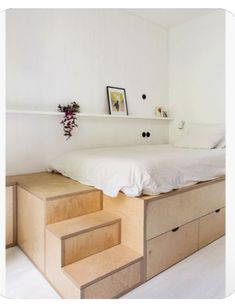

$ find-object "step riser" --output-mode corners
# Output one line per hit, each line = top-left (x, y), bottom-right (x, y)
(62, 222), (121, 266)
(46, 191), (102, 224)
(81, 261), (142, 299)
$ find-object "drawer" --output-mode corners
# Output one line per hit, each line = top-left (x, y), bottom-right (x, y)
(146, 220), (198, 280)
(146, 180), (225, 239)
(82, 260), (142, 299)
(199, 207), (225, 248)
(46, 191), (102, 224)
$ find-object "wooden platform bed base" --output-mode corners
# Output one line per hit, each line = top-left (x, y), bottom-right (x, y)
(6, 173), (225, 299)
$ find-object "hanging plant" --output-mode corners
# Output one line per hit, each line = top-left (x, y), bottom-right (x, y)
(58, 101), (80, 140)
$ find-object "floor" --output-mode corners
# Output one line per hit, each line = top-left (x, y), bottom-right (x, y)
(5, 237), (225, 299)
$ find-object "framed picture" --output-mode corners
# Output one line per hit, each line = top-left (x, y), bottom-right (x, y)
(106, 86), (128, 116)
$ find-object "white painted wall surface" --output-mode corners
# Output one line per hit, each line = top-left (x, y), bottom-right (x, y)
(168, 10), (225, 142)
(6, 9), (226, 175)
(225, 9), (235, 298)
(6, 9), (169, 175)
(6, 9), (168, 116)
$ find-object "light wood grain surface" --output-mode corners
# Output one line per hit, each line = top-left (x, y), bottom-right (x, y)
(46, 191), (102, 224)
(146, 180), (225, 239)
(199, 208), (225, 249)
(146, 220), (199, 279)
(45, 230), (81, 298)
(7, 172), (95, 200)
(103, 193), (145, 255)
(47, 210), (120, 238)
(17, 186), (46, 272)
(141, 176), (225, 202)
(63, 245), (142, 288)
(6, 186), (14, 247)
(63, 222), (120, 265)
(82, 261), (142, 299)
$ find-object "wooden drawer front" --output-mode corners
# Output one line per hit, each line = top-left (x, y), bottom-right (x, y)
(63, 222), (121, 266)
(6, 186), (15, 247)
(46, 191), (102, 224)
(82, 261), (142, 299)
(146, 180), (225, 239)
(146, 220), (198, 280)
(199, 208), (225, 249)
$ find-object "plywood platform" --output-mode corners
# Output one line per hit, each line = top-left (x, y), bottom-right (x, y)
(6, 171), (225, 298)
(6, 172), (95, 200)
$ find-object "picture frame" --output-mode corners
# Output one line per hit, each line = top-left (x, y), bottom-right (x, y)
(106, 86), (128, 116)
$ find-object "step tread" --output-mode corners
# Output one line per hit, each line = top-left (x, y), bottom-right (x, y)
(62, 245), (142, 288)
(46, 210), (121, 239)
(7, 172), (97, 200)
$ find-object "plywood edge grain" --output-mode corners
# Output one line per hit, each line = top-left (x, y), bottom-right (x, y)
(16, 184), (99, 201)
(63, 220), (121, 240)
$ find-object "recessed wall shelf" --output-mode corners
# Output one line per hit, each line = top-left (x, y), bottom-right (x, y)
(6, 109), (173, 121)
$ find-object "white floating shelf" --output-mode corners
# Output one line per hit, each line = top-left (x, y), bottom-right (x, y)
(6, 109), (173, 121)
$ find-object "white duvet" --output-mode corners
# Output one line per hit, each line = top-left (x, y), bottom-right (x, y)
(48, 144), (225, 197)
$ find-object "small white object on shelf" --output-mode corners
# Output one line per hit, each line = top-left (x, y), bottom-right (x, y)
(6, 109), (174, 121)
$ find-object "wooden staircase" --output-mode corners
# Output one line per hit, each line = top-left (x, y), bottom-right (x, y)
(45, 190), (143, 299)
(7, 172), (143, 299)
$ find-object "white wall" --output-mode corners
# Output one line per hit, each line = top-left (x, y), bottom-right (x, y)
(6, 9), (169, 175)
(225, 10), (235, 297)
(168, 10), (225, 142)
(6, 9), (168, 116)
(6, 9), (226, 175)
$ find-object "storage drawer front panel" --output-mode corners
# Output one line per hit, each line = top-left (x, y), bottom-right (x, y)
(46, 191), (102, 224)
(82, 261), (142, 299)
(63, 222), (121, 266)
(146, 180), (225, 239)
(199, 208), (225, 248)
(146, 220), (199, 280)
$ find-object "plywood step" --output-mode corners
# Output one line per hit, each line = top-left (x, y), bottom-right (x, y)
(46, 211), (121, 266)
(62, 245), (143, 298)
(46, 210), (121, 239)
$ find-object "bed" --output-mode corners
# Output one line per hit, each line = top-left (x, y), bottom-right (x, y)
(47, 143), (225, 286)
(48, 144), (225, 197)
(9, 143), (225, 298)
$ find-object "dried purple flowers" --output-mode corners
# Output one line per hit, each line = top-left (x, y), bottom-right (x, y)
(58, 102), (80, 139)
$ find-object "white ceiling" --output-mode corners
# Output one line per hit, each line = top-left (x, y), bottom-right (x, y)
(127, 9), (218, 29)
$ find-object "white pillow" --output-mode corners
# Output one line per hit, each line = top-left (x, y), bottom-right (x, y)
(174, 123), (224, 149)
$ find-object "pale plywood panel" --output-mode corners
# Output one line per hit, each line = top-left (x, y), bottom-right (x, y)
(6, 186), (14, 247)
(45, 230), (81, 298)
(103, 193), (145, 254)
(7, 172), (95, 200)
(142, 176), (225, 202)
(46, 191), (101, 224)
(63, 222), (120, 266)
(46, 210), (120, 238)
(63, 245), (142, 288)
(146, 180), (225, 239)
(83, 261), (142, 299)
(199, 208), (225, 249)
(146, 220), (199, 280)
(17, 187), (45, 272)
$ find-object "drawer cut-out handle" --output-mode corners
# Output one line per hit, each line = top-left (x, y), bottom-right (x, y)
(215, 209), (221, 213)
(172, 227), (179, 232)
